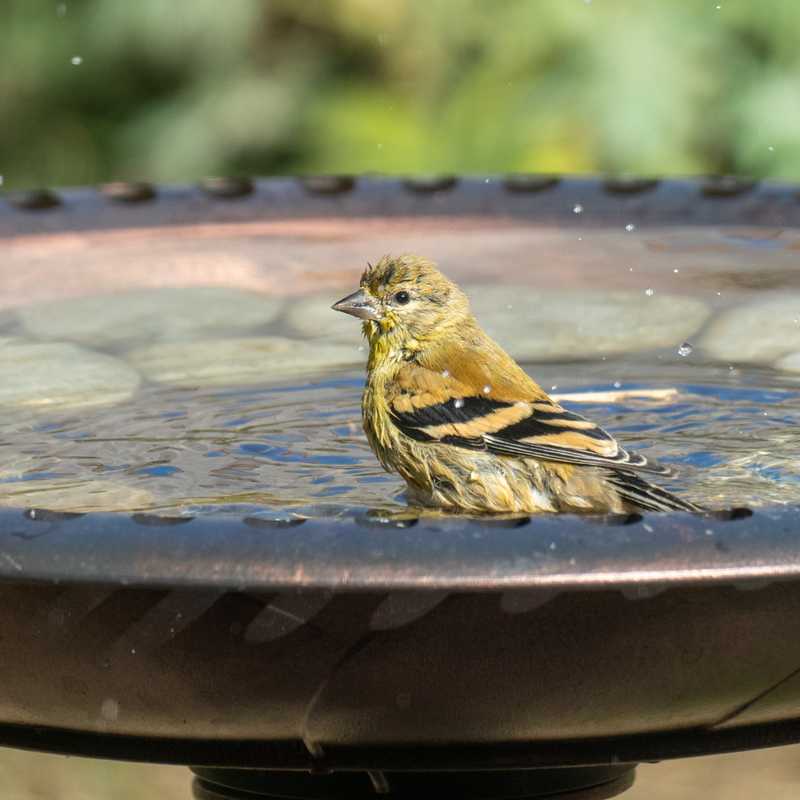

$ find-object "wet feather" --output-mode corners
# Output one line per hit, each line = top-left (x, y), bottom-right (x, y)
(333, 254), (701, 514)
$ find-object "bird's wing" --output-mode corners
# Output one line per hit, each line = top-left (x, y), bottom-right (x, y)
(603, 470), (700, 512)
(388, 365), (669, 476)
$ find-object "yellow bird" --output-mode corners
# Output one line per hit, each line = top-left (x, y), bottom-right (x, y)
(332, 254), (700, 514)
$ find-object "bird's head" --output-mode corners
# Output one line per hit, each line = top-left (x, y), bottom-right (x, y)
(332, 255), (470, 351)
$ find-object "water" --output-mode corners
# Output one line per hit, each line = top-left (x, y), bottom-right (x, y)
(1, 354), (799, 517)
(3, 220), (800, 517)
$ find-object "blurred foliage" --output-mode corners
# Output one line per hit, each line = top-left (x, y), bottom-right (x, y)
(2, 0), (800, 188)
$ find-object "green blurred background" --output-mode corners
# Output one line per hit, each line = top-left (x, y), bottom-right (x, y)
(3, 0), (800, 190)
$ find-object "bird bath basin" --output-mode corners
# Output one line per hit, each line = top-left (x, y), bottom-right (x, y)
(1, 176), (800, 798)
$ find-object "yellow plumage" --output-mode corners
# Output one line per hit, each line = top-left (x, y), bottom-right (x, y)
(332, 255), (700, 515)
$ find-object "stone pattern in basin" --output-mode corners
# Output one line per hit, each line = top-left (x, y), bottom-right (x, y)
(774, 352), (800, 373)
(465, 286), (710, 361)
(18, 288), (283, 349)
(127, 337), (363, 387)
(699, 295), (800, 366)
(0, 340), (140, 409)
(286, 294), (366, 345)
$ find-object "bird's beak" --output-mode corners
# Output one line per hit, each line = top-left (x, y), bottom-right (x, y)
(331, 288), (380, 321)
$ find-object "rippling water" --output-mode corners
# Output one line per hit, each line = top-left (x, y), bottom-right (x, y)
(1, 354), (798, 517)
(4, 220), (800, 517)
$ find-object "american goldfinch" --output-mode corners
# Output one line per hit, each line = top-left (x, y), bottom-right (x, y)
(332, 255), (700, 514)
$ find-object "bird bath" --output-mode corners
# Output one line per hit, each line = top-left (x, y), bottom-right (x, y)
(1, 176), (800, 798)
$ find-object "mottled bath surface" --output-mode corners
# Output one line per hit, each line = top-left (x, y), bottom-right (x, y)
(2, 221), (800, 516)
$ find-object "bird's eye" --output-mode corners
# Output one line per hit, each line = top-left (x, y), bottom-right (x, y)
(393, 291), (411, 305)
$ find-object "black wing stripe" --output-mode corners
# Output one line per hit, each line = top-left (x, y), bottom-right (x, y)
(390, 395), (671, 477)
(392, 396), (512, 429)
(497, 416), (613, 443)
(606, 472), (701, 512)
(484, 435), (670, 475)
(534, 409), (591, 422)
(400, 426), (436, 443)
(440, 434), (485, 450)
(392, 399), (599, 439)
(397, 424), (485, 451)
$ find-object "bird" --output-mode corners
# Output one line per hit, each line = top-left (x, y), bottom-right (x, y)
(332, 254), (701, 515)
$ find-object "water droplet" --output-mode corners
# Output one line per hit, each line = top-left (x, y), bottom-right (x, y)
(628, 267), (634, 272)
(376, 143), (383, 150)
(505, 304), (513, 310)
(613, 381), (622, 389)
(484, 177), (491, 184)
(56, 2), (67, 16)
(482, 385), (492, 394)
(715, 3), (721, 9)
(0, 175), (4, 186)
(673, 268), (680, 273)
(705, 528), (714, 536)
(549, 542), (557, 550)
(572, 203), (583, 214)
(678, 342), (693, 357)
(441, 369), (450, 378)
(645, 288), (655, 297)
(577, 236), (583, 241)
(70, 55), (82, 65)
(625, 223), (636, 232)
(768, 145), (775, 152)
(551, 385), (558, 391)
(716, 291), (722, 296)
(454, 398), (464, 409)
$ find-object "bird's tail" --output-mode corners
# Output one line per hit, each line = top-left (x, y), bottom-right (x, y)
(606, 470), (703, 513)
